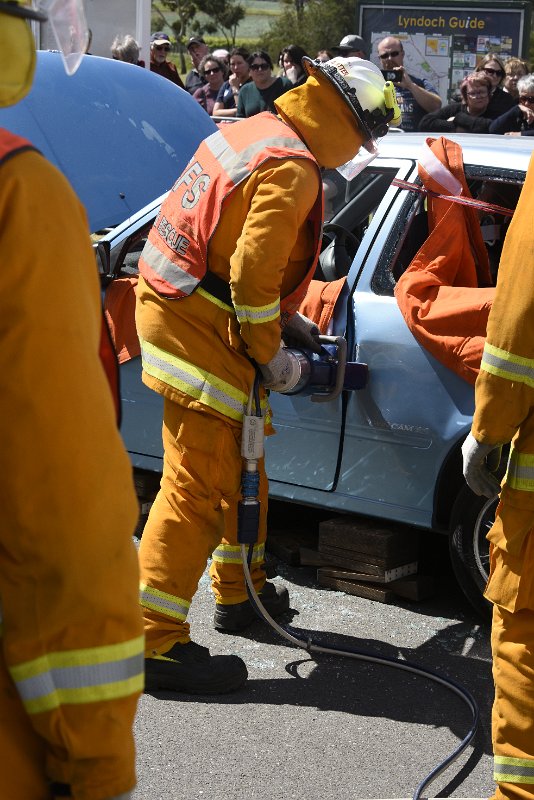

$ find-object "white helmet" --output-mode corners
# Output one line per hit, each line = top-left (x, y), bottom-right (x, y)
(302, 55), (401, 143)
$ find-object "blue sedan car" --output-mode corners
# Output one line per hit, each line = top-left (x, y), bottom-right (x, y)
(5, 53), (534, 616)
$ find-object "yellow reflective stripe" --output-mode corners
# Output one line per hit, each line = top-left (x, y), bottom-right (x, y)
(505, 447), (534, 492)
(481, 342), (534, 388)
(140, 337), (247, 421)
(196, 286), (233, 312)
(495, 755), (534, 783)
(212, 543), (265, 564)
(140, 582), (190, 621)
(10, 635), (144, 714)
(234, 298), (280, 325)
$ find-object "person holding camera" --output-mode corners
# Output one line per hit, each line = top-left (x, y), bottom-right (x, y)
(377, 36), (441, 130)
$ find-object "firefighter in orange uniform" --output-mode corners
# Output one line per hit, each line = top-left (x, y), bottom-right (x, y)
(136, 57), (400, 693)
(463, 152), (534, 800)
(0, 3), (144, 798)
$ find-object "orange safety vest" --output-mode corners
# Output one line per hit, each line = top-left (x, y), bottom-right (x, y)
(0, 128), (122, 424)
(139, 112), (323, 319)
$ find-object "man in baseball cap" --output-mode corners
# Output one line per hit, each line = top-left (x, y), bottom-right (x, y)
(185, 36), (210, 93)
(335, 34), (367, 58)
(150, 31), (184, 88)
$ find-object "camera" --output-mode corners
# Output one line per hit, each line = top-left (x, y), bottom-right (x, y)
(381, 68), (402, 83)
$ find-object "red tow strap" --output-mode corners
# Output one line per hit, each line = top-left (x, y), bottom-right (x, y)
(392, 177), (515, 218)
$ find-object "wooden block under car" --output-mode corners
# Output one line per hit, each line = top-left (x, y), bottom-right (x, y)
(318, 562), (418, 585)
(318, 516), (419, 570)
(317, 569), (395, 603)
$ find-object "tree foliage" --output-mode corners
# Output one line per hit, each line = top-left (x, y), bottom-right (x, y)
(154, 0), (245, 49)
(260, 0), (357, 61)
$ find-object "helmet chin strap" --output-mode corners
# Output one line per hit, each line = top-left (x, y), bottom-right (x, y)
(0, 1), (47, 22)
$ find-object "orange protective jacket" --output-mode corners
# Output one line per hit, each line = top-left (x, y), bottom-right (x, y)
(473, 150), (534, 514)
(0, 129), (143, 800)
(395, 136), (495, 384)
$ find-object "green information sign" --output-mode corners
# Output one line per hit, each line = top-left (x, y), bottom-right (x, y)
(360, 0), (530, 100)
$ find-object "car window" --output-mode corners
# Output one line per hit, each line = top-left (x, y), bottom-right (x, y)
(372, 166), (524, 296)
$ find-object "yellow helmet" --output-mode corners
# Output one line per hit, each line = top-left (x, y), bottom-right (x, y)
(0, 1), (47, 21)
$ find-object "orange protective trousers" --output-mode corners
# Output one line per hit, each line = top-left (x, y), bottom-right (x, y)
(139, 399), (269, 654)
(486, 503), (534, 800)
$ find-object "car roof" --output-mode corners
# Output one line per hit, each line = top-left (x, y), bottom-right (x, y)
(0, 51), (217, 231)
(376, 130), (534, 173)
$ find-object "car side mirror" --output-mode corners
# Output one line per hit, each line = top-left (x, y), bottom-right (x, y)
(94, 239), (111, 278)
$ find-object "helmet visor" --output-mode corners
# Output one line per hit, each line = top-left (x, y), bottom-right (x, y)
(41, 0), (88, 74)
(336, 139), (378, 181)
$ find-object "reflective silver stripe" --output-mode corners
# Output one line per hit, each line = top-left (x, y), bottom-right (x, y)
(506, 447), (534, 492)
(212, 543), (265, 564)
(204, 131), (310, 187)
(495, 756), (534, 783)
(140, 582), (190, 620)
(140, 338), (247, 420)
(481, 342), (534, 388)
(16, 654), (142, 703)
(142, 239), (200, 295)
(234, 299), (280, 325)
(10, 636), (145, 713)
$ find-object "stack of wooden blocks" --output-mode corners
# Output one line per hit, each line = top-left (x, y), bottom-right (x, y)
(266, 514), (434, 604)
(316, 516), (433, 603)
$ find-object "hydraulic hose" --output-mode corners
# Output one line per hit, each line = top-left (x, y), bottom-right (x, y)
(241, 548), (479, 800)
(239, 372), (480, 800)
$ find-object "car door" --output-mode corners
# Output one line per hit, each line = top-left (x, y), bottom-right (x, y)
(265, 158), (416, 492)
(333, 161), (523, 528)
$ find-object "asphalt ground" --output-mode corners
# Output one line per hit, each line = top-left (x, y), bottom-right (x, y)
(132, 503), (494, 800)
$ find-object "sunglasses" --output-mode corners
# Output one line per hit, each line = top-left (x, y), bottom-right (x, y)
(379, 50), (400, 59)
(154, 45), (170, 52)
(519, 95), (534, 104)
(483, 67), (503, 77)
(204, 67), (221, 75)
(250, 62), (270, 71)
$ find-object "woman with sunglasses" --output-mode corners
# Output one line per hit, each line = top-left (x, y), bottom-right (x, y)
(490, 74), (534, 135)
(419, 72), (493, 132)
(193, 55), (228, 115)
(237, 50), (293, 117)
(475, 53), (516, 119)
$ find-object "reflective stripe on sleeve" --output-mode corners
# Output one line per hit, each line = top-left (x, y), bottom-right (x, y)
(506, 447), (534, 493)
(234, 298), (280, 325)
(495, 755), (534, 783)
(481, 342), (534, 389)
(9, 636), (144, 714)
(140, 582), (190, 621)
(212, 543), (265, 565)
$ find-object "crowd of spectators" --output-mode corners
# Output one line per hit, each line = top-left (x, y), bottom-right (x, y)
(108, 29), (534, 134)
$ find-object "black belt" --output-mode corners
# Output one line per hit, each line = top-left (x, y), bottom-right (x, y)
(200, 271), (232, 307)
